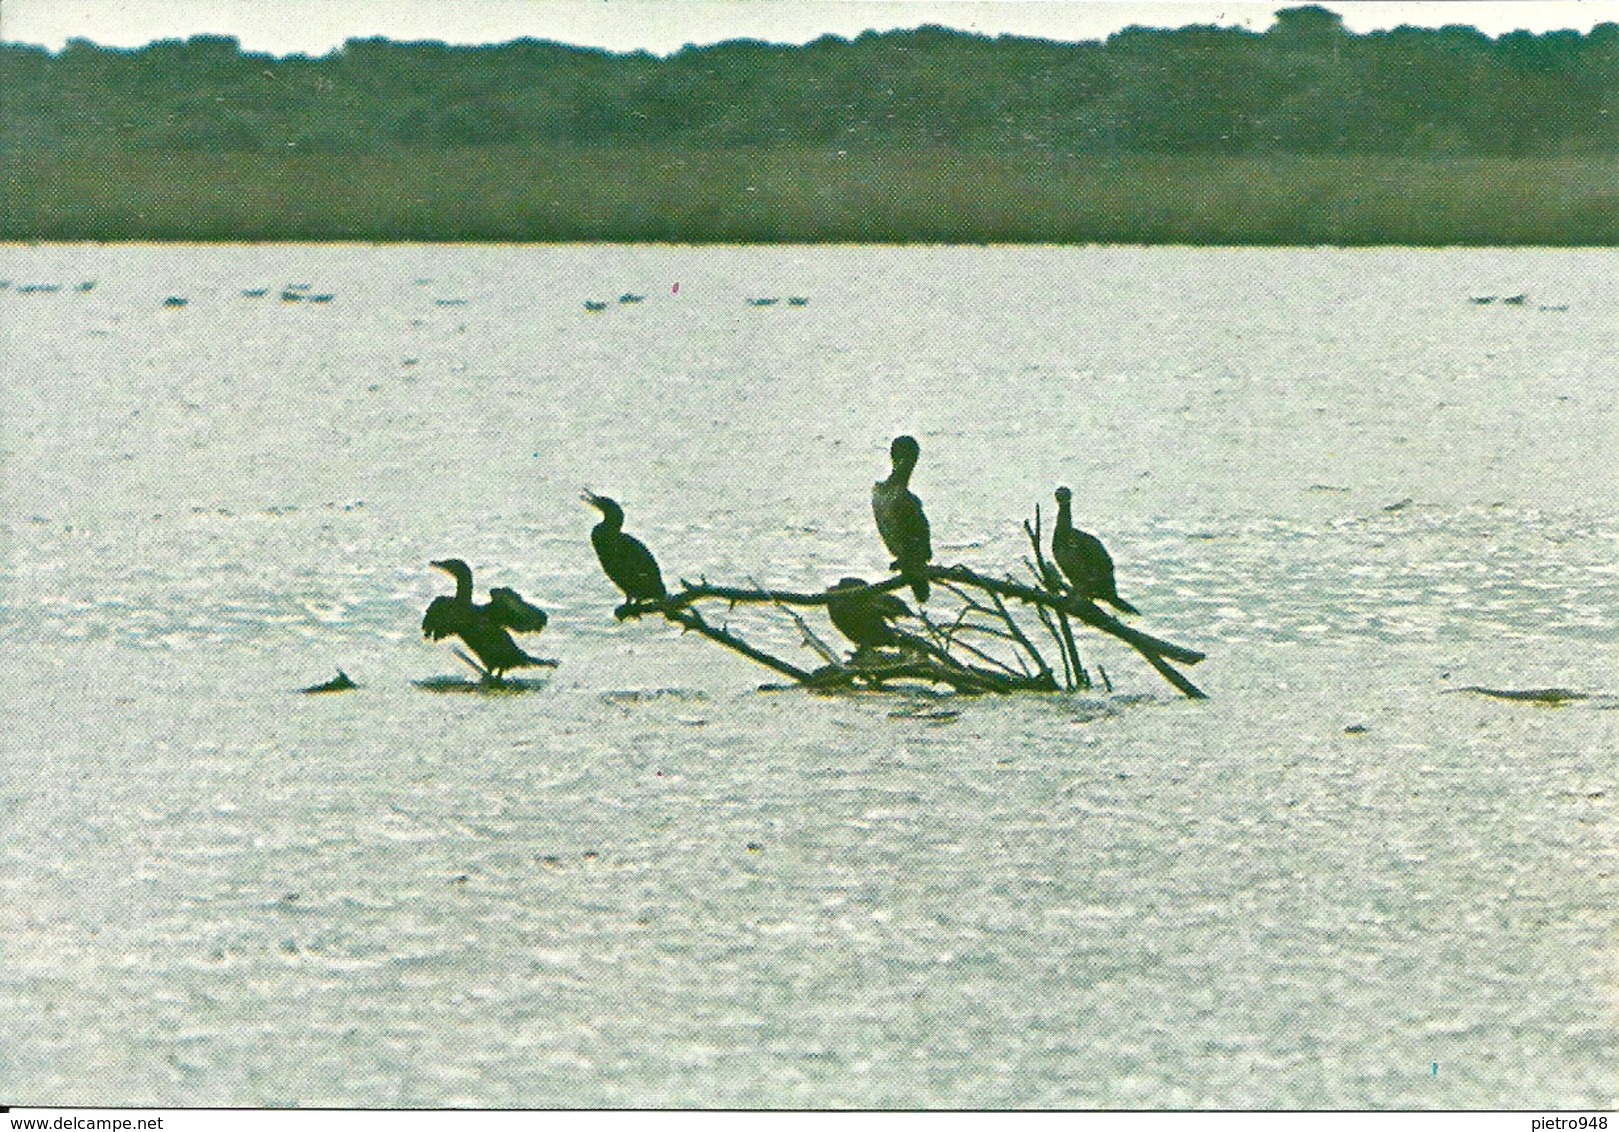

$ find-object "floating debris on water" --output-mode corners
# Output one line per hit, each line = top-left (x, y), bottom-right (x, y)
(583, 300), (609, 312)
(1444, 685), (1593, 705)
(1469, 296), (1496, 305)
(299, 669), (358, 694)
(75, 280), (97, 292)
(787, 296), (809, 306)
(162, 296), (188, 308)
(618, 293), (645, 304)
(309, 294), (335, 303)
(18, 283), (62, 294)
(1500, 294), (1528, 306)
(434, 298), (467, 307)
(748, 297), (779, 307)
(601, 688), (708, 705)
(242, 287), (268, 297)
(1344, 724), (1369, 734)
(280, 289), (303, 302)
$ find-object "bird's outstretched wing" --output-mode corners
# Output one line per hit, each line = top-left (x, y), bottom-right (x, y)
(487, 587), (549, 633)
(422, 595), (459, 639)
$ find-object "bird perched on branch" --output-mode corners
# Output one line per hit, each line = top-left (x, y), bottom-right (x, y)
(825, 576), (914, 651)
(1051, 487), (1139, 615)
(872, 435), (933, 602)
(422, 558), (551, 678)
(582, 491), (667, 605)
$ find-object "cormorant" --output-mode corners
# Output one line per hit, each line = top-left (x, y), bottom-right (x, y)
(825, 577), (914, 651)
(1051, 487), (1139, 615)
(582, 492), (667, 603)
(421, 558), (550, 679)
(872, 435), (933, 602)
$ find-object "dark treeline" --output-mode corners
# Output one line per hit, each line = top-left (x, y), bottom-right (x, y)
(5, 7), (1615, 158)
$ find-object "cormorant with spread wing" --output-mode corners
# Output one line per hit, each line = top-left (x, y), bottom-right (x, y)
(422, 558), (551, 678)
(872, 435), (932, 602)
(582, 491), (667, 604)
(825, 576), (914, 651)
(1051, 487), (1139, 615)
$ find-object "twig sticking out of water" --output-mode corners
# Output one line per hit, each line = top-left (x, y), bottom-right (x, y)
(610, 518), (1207, 697)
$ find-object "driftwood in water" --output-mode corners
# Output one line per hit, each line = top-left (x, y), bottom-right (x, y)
(298, 669), (358, 694)
(613, 523), (1207, 698)
(1444, 685), (1593, 704)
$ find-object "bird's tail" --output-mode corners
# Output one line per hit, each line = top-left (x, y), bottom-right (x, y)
(902, 568), (930, 604)
(1105, 594), (1140, 616)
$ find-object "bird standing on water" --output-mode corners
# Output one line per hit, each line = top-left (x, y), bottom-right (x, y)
(1050, 487), (1139, 615)
(422, 558), (551, 679)
(872, 435), (932, 602)
(582, 491), (667, 604)
(825, 576), (914, 651)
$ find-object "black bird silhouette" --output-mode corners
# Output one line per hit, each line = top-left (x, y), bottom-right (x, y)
(872, 435), (932, 602)
(1051, 487), (1139, 615)
(421, 558), (550, 679)
(582, 491), (667, 603)
(825, 576), (914, 650)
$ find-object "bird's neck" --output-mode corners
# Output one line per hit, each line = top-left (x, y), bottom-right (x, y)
(886, 463), (914, 490)
(453, 572), (473, 603)
(1055, 500), (1073, 533)
(595, 514), (623, 536)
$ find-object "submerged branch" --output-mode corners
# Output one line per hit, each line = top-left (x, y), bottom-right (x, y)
(612, 546), (1208, 698)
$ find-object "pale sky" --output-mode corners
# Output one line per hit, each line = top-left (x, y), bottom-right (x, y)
(1, 0), (1612, 57)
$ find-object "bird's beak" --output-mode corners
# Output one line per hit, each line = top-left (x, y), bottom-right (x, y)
(430, 559), (452, 573)
(580, 489), (600, 508)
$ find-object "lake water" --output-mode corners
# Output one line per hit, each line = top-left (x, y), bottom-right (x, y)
(1, 244), (1615, 1108)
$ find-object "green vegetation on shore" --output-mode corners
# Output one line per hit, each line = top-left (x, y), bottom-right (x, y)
(3, 7), (1614, 244)
(7, 150), (1614, 245)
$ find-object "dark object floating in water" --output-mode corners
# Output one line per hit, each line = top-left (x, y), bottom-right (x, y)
(1500, 294), (1528, 306)
(583, 300), (609, 312)
(162, 296), (188, 307)
(1539, 304), (1569, 312)
(19, 283), (62, 294)
(1343, 724), (1369, 734)
(309, 294), (334, 304)
(286, 283), (313, 291)
(242, 287), (268, 297)
(412, 674), (551, 694)
(299, 669), (358, 694)
(1445, 685), (1592, 704)
(75, 280), (97, 292)
(1383, 497), (1413, 512)
(1469, 296), (1496, 304)
(280, 289), (303, 302)
(748, 297), (779, 306)
(618, 293), (645, 304)
(787, 296), (809, 306)
(434, 298), (467, 307)
(889, 707), (961, 723)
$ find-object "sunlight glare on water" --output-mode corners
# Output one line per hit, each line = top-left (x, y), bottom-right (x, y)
(1, 245), (1616, 1107)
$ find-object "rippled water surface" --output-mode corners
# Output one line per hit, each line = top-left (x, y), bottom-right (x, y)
(2, 245), (1616, 1107)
